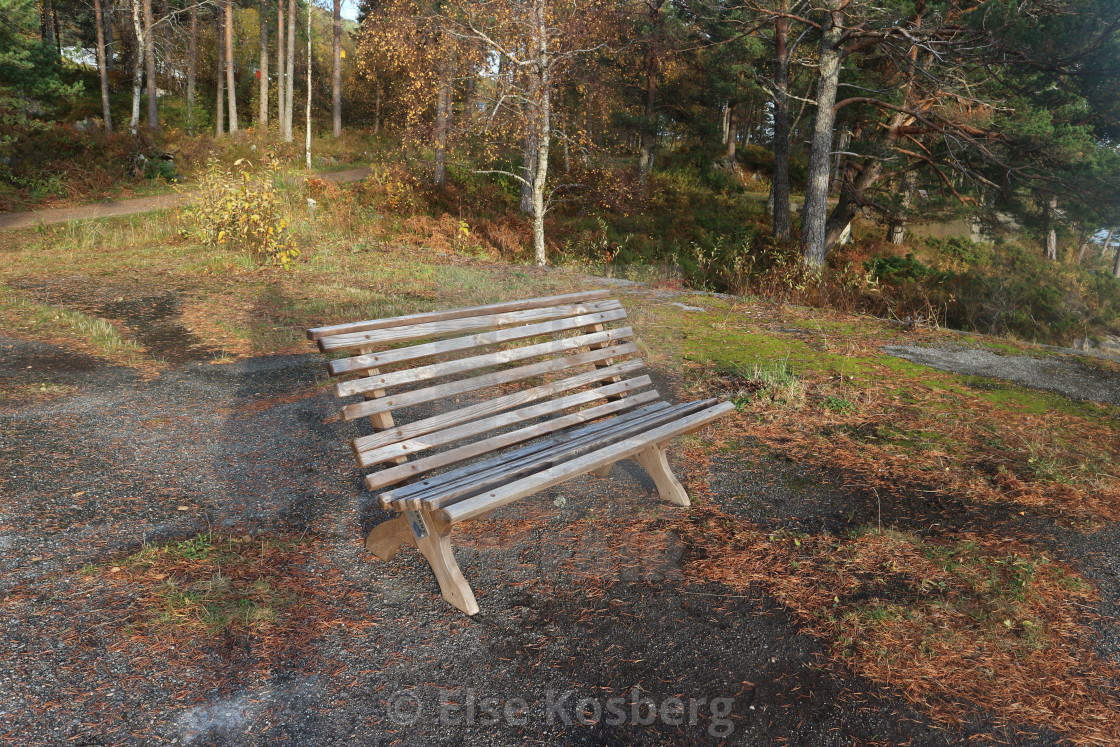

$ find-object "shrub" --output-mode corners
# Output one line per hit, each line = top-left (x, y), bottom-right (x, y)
(184, 156), (299, 268)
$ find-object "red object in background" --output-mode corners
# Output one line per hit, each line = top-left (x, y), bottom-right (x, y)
(255, 69), (261, 79)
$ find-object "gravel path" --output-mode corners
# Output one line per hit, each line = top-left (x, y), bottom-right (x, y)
(1, 337), (1056, 745)
(882, 344), (1120, 406)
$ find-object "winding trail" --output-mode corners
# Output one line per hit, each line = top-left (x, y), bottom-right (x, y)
(0, 167), (373, 231)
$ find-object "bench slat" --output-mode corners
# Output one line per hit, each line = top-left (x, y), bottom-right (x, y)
(378, 402), (674, 504)
(357, 374), (654, 467)
(328, 309), (629, 376)
(413, 400), (715, 511)
(307, 289), (610, 341)
(438, 402), (736, 524)
(351, 358), (645, 454)
(339, 342), (641, 422)
(366, 389), (662, 492)
(318, 300), (622, 352)
(337, 326), (634, 398)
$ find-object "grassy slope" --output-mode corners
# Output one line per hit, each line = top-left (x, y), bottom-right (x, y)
(1, 207), (1119, 742)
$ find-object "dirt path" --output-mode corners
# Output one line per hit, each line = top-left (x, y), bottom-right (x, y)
(0, 167), (373, 231)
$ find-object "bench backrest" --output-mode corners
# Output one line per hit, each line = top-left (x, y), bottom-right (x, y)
(307, 290), (659, 493)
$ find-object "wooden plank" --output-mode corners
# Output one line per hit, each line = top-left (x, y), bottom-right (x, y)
(350, 358), (646, 454)
(379, 402), (674, 504)
(438, 402), (736, 524)
(367, 391), (663, 494)
(356, 375), (654, 467)
(318, 300), (622, 353)
(328, 310), (629, 377)
(307, 289), (611, 341)
(336, 327), (634, 398)
(339, 342), (641, 422)
(411, 400), (714, 511)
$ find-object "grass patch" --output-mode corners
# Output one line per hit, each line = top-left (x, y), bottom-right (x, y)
(0, 285), (142, 361)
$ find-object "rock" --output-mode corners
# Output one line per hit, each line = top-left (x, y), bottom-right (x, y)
(1072, 336), (1120, 361)
(668, 302), (706, 312)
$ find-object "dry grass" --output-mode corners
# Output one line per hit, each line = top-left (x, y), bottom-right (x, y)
(674, 506), (1120, 745)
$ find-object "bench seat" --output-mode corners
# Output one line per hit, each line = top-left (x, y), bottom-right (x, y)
(308, 290), (733, 614)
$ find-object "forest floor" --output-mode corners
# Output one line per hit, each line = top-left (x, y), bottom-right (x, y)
(1, 219), (1119, 744)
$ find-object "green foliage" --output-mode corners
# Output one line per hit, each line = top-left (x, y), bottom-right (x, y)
(184, 157), (299, 268)
(926, 236), (992, 266)
(866, 253), (952, 284)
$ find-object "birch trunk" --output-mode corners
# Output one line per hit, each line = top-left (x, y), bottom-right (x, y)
(225, 0), (238, 133)
(636, 46), (657, 184)
(433, 62), (452, 187)
(128, 0), (144, 134)
(305, 0), (312, 168)
(277, 0), (286, 128)
(259, 0), (268, 126)
(285, 0), (296, 141)
(332, 0), (341, 137)
(530, 0), (550, 266)
(1045, 197), (1058, 260)
(94, 0), (113, 132)
(800, 2), (844, 268)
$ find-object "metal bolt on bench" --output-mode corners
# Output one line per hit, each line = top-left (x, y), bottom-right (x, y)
(307, 290), (734, 614)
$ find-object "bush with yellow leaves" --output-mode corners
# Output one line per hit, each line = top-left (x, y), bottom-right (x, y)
(185, 157), (300, 268)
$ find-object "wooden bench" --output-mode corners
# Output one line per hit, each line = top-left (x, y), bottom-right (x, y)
(307, 290), (733, 614)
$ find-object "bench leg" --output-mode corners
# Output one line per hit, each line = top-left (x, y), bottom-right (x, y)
(633, 444), (690, 507)
(411, 509), (480, 616)
(365, 514), (416, 561)
(591, 463), (614, 478)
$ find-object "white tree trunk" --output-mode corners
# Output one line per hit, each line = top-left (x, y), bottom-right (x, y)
(277, 0), (286, 129)
(94, 0), (113, 132)
(285, 0), (296, 141)
(225, 0), (238, 133)
(530, 0), (550, 266)
(129, 0), (144, 135)
(305, 0), (312, 168)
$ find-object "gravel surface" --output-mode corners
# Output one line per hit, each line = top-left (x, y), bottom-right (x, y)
(0, 337), (1105, 745)
(882, 344), (1120, 406)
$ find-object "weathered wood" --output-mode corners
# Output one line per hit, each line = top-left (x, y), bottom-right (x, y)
(364, 514), (415, 561)
(366, 389), (663, 492)
(357, 375), (654, 467)
(307, 289), (611, 341)
(438, 402), (736, 524)
(409, 508), (479, 615)
(328, 310), (629, 377)
(591, 464), (614, 478)
(350, 358), (645, 454)
(414, 400), (713, 512)
(633, 444), (690, 506)
(318, 300), (622, 352)
(340, 342), (640, 422)
(378, 401), (674, 504)
(308, 292), (736, 616)
(337, 327), (634, 398)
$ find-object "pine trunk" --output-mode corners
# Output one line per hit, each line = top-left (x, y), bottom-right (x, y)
(143, 0), (157, 131)
(636, 46), (657, 185)
(225, 0), (238, 133)
(770, 2), (791, 241)
(801, 3), (844, 268)
(1045, 197), (1058, 260)
(259, 0), (268, 126)
(725, 107), (737, 160)
(94, 0), (113, 132)
(332, 0), (341, 137)
(216, 6), (225, 136)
